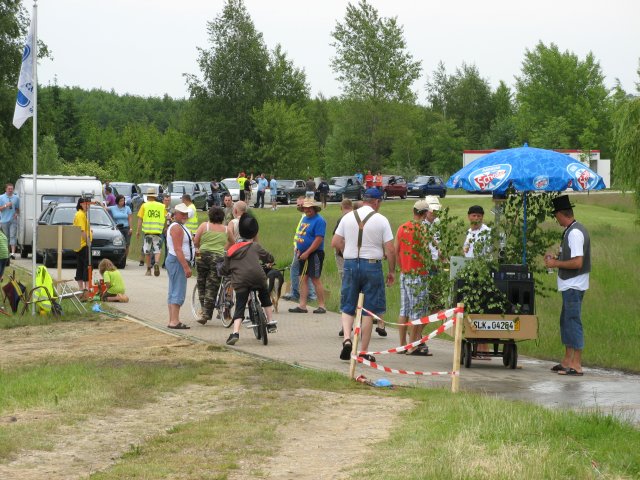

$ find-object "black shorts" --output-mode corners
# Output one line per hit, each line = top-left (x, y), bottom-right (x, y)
(298, 250), (324, 279)
(232, 287), (272, 320)
(75, 246), (89, 282)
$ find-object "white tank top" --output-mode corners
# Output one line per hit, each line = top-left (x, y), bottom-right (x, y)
(167, 222), (193, 261)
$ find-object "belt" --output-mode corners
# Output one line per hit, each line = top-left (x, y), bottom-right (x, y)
(346, 258), (381, 263)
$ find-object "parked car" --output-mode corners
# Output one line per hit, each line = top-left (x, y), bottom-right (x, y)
(221, 178), (241, 201)
(276, 179), (307, 204)
(381, 175), (407, 200)
(109, 182), (143, 211)
(406, 175), (447, 198)
(203, 181), (231, 208)
(137, 183), (166, 203)
(36, 202), (127, 269)
(320, 176), (364, 202)
(167, 181), (208, 210)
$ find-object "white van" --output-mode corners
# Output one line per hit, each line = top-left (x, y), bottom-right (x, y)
(15, 175), (104, 258)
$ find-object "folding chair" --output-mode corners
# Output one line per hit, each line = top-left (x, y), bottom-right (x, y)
(2, 270), (27, 313)
(54, 279), (87, 313)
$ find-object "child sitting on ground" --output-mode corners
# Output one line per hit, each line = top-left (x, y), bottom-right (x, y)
(223, 213), (277, 345)
(98, 259), (129, 303)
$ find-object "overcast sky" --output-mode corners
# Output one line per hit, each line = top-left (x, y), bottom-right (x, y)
(30, 0), (640, 101)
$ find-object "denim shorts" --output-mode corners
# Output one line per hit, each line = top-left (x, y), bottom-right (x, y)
(166, 254), (187, 306)
(560, 288), (585, 350)
(340, 259), (385, 316)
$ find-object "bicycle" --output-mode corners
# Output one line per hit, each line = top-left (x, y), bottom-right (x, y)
(246, 288), (273, 345)
(191, 276), (235, 328)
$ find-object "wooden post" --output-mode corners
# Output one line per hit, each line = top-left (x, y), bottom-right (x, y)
(451, 303), (464, 393)
(349, 293), (364, 380)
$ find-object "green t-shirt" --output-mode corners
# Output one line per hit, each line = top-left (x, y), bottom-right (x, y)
(103, 270), (125, 294)
(0, 230), (8, 260)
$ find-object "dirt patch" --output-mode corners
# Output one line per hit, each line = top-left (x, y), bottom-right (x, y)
(0, 319), (411, 479)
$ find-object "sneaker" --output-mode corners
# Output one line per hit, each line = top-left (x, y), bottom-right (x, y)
(226, 333), (239, 345)
(154, 263), (160, 277)
(10, 254), (16, 260)
(145, 268), (152, 276)
(139, 260), (144, 266)
(375, 326), (387, 337)
(267, 320), (278, 333)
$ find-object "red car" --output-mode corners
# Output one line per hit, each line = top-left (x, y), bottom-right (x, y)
(382, 175), (407, 199)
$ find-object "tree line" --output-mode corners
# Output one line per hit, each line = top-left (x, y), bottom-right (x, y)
(1, 0), (639, 208)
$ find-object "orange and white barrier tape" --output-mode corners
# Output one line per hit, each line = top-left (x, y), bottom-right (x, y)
(352, 355), (459, 376)
(359, 306), (463, 327)
(360, 318), (454, 356)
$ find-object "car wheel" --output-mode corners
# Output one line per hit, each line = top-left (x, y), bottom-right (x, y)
(21, 246), (30, 258)
(400, 193), (406, 199)
(117, 257), (127, 269)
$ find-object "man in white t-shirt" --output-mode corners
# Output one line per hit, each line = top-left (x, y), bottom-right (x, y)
(544, 195), (590, 377)
(331, 188), (396, 363)
(463, 205), (491, 258)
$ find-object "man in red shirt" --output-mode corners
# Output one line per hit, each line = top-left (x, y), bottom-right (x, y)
(364, 170), (374, 189)
(394, 199), (431, 355)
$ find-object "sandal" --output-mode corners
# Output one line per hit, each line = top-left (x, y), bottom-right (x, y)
(550, 363), (568, 372)
(288, 306), (309, 313)
(313, 307), (326, 314)
(340, 339), (353, 360)
(375, 326), (387, 337)
(168, 323), (190, 330)
(358, 353), (376, 362)
(558, 368), (583, 376)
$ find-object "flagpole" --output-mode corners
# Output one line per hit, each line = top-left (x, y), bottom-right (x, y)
(31, 0), (38, 314)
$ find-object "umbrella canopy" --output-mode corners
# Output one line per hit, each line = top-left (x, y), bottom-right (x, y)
(446, 145), (606, 193)
(446, 145), (606, 264)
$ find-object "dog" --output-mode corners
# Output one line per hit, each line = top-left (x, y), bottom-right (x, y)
(266, 267), (284, 313)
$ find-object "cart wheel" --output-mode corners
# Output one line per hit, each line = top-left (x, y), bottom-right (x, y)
(508, 343), (518, 369)
(503, 343), (512, 367)
(463, 341), (472, 368)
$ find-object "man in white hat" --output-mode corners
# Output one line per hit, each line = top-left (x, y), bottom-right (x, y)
(136, 187), (166, 277)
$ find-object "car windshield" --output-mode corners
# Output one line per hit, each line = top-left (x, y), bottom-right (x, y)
(138, 183), (160, 193)
(169, 183), (194, 194)
(412, 176), (431, 183)
(222, 180), (240, 190)
(330, 178), (347, 187)
(51, 206), (114, 227)
(279, 180), (295, 188)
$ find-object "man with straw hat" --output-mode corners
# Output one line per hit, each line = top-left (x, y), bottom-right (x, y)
(289, 198), (327, 314)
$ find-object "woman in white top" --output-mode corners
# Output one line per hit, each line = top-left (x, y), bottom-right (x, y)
(166, 203), (194, 329)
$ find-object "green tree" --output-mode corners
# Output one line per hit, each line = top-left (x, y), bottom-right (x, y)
(269, 44), (310, 105)
(37, 134), (62, 174)
(613, 96), (640, 212)
(514, 42), (611, 153)
(331, 0), (421, 103)
(247, 100), (318, 177)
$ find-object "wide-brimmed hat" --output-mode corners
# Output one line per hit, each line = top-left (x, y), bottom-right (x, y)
(551, 194), (575, 213)
(425, 195), (442, 211)
(146, 187), (157, 196)
(301, 198), (322, 212)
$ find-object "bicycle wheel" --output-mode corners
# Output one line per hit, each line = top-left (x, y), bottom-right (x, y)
(191, 283), (203, 320)
(256, 298), (268, 346)
(250, 296), (262, 340)
(217, 279), (234, 328)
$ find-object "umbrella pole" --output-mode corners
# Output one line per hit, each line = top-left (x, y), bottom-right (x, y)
(522, 192), (527, 265)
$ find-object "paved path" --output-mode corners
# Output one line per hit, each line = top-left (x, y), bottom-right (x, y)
(13, 256), (640, 425)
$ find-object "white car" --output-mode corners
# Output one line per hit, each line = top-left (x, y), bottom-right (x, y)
(221, 178), (272, 205)
(137, 183), (165, 203)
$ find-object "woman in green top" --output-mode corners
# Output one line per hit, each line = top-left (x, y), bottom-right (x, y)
(193, 206), (227, 324)
(98, 259), (129, 303)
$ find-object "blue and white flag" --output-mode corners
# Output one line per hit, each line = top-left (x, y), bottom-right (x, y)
(13, 17), (35, 129)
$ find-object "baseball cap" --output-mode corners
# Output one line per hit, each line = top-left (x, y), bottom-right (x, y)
(413, 199), (430, 211)
(363, 188), (382, 200)
(425, 195), (442, 211)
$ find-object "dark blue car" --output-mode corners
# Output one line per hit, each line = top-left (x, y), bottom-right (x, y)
(406, 175), (447, 198)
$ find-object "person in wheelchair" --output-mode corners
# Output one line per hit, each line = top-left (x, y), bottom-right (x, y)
(223, 213), (277, 345)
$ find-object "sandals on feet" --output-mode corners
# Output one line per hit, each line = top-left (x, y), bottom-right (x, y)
(340, 340), (353, 360)
(558, 368), (583, 376)
(168, 323), (190, 330)
(375, 326), (387, 337)
(551, 363), (568, 372)
(358, 353), (376, 362)
(288, 306), (308, 313)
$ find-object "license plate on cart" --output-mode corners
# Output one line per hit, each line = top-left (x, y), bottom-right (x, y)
(92, 250), (101, 257)
(471, 319), (519, 331)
